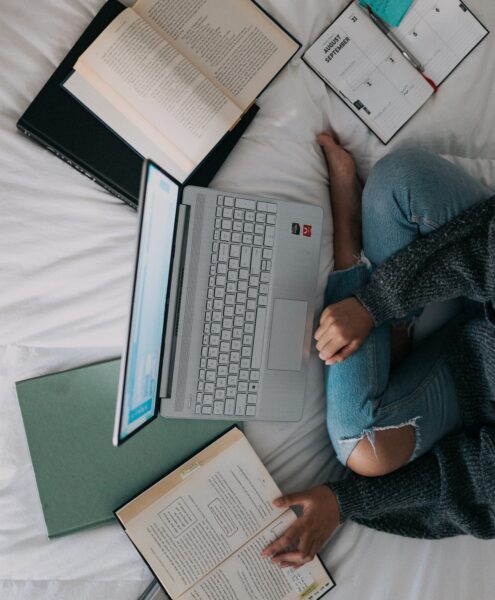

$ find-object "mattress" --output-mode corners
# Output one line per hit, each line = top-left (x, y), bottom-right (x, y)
(1, 0), (495, 598)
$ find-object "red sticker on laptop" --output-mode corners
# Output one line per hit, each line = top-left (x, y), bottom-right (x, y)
(303, 224), (312, 237)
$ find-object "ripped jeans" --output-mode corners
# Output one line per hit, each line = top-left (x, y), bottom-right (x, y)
(326, 147), (494, 466)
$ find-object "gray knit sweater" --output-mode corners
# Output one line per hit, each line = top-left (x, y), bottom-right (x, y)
(328, 196), (495, 539)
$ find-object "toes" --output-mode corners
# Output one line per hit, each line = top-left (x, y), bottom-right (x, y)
(317, 131), (339, 152)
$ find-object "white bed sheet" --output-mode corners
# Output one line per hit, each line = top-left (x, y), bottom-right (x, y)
(1, 0), (495, 598)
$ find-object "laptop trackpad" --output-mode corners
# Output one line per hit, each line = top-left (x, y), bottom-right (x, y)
(267, 299), (307, 371)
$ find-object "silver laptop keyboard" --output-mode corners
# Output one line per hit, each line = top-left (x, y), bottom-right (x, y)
(196, 195), (277, 417)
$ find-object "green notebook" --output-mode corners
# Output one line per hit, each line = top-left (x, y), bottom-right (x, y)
(16, 359), (236, 538)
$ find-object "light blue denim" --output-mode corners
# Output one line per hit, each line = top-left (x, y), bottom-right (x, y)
(326, 147), (494, 466)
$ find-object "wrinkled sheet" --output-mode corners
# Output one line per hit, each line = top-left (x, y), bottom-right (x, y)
(1, 0), (495, 598)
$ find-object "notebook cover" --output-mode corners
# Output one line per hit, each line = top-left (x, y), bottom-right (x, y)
(16, 359), (237, 538)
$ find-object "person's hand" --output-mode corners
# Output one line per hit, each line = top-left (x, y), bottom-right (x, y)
(261, 486), (340, 568)
(315, 297), (374, 364)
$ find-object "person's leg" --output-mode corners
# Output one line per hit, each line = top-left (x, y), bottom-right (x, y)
(362, 146), (493, 266)
(319, 136), (465, 476)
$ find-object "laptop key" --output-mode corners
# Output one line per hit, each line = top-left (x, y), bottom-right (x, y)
(232, 232), (242, 243)
(250, 370), (260, 381)
(246, 405), (256, 416)
(225, 399), (235, 415)
(219, 243), (229, 262)
(267, 213), (276, 225)
(252, 307), (267, 369)
(224, 196), (234, 207)
(202, 406), (213, 415)
(248, 394), (257, 404)
(203, 394), (213, 405)
(195, 404), (202, 414)
(235, 394), (247, 415)
(235, 198), (255, 210)
(213, 401), (224, 415)
(223, 207), (233, 218)
(251, 247), (262, 274)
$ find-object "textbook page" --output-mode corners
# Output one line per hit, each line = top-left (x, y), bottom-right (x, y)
(75, 9), (241, 164)
(304, 3), (432, 143)
(133, 0), (299, 110)
(183, 510), (334, 600)
(391, 0), (488, 85)
(64, 72), (192, 182)
(119, 430), (287, 599)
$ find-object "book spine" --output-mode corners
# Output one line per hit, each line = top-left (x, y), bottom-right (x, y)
(17, 123), (137, 210)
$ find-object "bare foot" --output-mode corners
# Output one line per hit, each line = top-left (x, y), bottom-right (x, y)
(318, 132), (362, 270)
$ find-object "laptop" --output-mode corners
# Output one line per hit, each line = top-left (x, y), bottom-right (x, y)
(113, 160), (322, 446)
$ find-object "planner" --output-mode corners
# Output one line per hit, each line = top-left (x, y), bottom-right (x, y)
(304, 0), (488, 143)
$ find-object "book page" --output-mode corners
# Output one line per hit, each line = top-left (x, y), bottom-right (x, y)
(75, 9), (242, 163)
(133, 0), (299, 110)
(118, 430), (286, 598)
(64, 72), (192, 182)
(304, 3), (433, 143)
(391, 0), (488, 85)
(182, 510), (334, 600)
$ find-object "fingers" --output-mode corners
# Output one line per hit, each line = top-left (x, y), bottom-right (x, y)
(270, 551), (313, 568)
(261, 520), (305, 558)
(272, 492), (310, 509)
(325, 340), (361, 365)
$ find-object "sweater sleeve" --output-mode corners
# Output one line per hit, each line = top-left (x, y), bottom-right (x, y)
(356, 197), (495, 326)
(327, 426), (495, 539)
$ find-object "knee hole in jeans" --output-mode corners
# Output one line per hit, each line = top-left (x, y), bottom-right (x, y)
(346, 424), (417, 477)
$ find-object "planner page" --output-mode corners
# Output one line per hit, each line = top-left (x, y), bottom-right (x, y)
(304, 3), (433, 143)
(391, 0), (488, 85)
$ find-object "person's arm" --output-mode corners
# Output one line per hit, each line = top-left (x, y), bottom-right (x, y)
(357, 197), (495, 326)
(262, 427), (495, 568)
(329, 426), (495, 539)
(316, 197), (495, 364)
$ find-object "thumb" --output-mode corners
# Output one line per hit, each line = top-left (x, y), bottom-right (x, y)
(273, 492), (310, 509)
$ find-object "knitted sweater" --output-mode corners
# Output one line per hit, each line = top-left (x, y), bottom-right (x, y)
(328, 196), (495, 539)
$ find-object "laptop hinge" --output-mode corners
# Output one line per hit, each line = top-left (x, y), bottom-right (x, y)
(159, 203), (190, 399)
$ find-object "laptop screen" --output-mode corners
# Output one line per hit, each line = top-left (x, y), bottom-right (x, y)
(115, 163), (180, 445)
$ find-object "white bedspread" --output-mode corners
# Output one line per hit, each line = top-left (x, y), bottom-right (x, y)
(1, 0), (495, 598)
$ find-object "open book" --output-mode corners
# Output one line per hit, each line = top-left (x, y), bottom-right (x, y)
(303, 0), (488, 143)
(115, 428), (335, 600)
(64, 0), (300, 182)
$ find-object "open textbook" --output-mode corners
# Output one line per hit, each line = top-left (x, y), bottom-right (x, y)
(115, 428), (335, 600)
(64, 0), (300, 182)
(303, 0), (488, 143)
